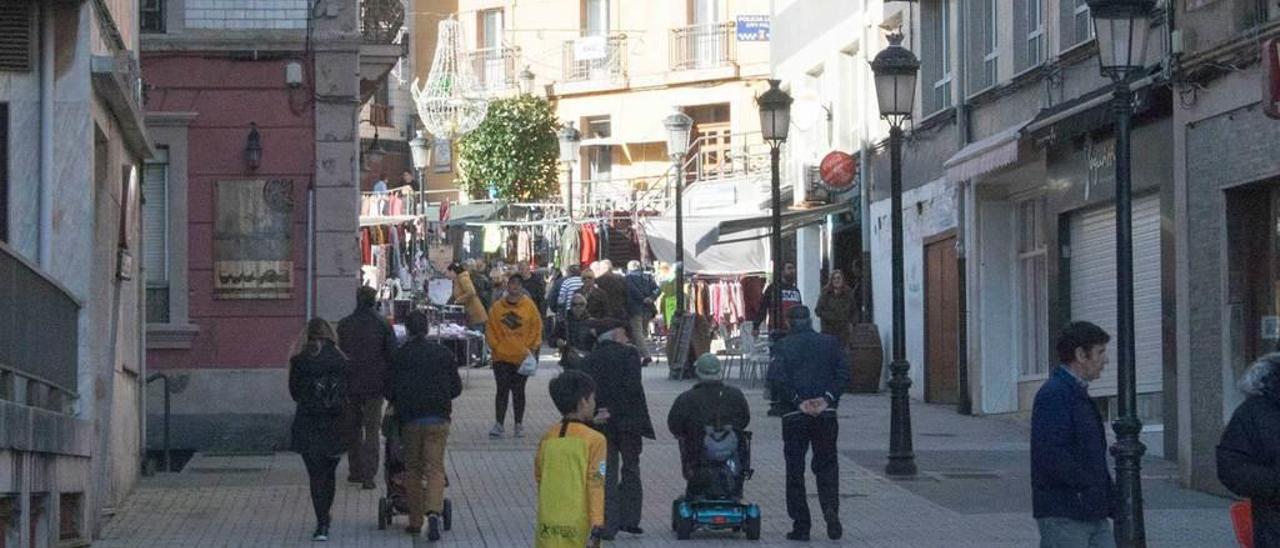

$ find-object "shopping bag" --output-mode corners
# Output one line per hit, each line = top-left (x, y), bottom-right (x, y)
(517, 351), (539, 376)
(1231, 500), (1253, 548)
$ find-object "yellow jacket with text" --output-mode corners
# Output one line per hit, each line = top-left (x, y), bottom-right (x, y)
(534, 419), (606, 548)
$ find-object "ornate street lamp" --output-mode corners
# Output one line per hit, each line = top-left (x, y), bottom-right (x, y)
(245, 122), (263, 171)
(519, 66), (536, 95)
(756, 79), (793, 336)
(559, 121), (582, 220)
(871, 32), (920, 478)
(1085, 0), (1155, 544)
(409, 130), (430, 214)
(664, 109), (694, 314)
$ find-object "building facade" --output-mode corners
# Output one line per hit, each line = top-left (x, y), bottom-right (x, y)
(1, 0), (151, 544)
(141, 0), (395, 451)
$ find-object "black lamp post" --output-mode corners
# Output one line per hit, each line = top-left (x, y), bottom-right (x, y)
(664, 110), (694, 314)
(559, 121), (582, 220)
(757, 79), (793, 335)
(1084, 0), (1155, 544)
(245, 122), (263, 171)
(409, 130), (430, 214)
(871, 32), (920, 478)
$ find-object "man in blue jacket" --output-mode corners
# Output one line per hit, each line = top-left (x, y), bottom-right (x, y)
(769, 306), (850, 541)
(1031, 321), (1116, 548)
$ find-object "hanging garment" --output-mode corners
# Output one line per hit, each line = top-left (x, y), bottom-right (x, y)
(559, 225), (581, 271)
(360, 228), (373, 265)
(741, 276), (765, 324)
(483, 225), (503, 254)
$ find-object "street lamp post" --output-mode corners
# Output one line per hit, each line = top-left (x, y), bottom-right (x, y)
(664, 110), (694, 313)
(559, 121), (582, 220)
(1084, 0), (1155, 544)
(409, 130), (430, 215)
(757, 80), (793, 336)
(871, 32), (920, 478)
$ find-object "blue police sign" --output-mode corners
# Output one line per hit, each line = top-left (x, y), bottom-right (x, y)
(736, 15), (770, 42)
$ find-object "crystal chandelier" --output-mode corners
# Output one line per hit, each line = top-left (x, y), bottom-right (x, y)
(412, 17), (488, 139)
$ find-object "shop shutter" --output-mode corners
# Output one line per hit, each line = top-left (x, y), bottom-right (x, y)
(142, 150), (169, 285)
(0, 3), (33, 72)
(1068, 194), (1162, 397)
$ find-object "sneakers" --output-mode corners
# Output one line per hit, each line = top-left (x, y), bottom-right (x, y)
(513, 423), (525, 438)
(427, 513), (442, 541)
(488, 422), (505, 438)
(312, 524), (329, 542)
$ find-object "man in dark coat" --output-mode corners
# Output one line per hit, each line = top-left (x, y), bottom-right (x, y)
(388, 310), (461, 539)
(1218, 353), (1280, 548)
(668, 353), (751, 498)
(768, 306), (850, 541)
(581, 319), (654, 539)
(550, 294), (595, 370)
(754, 262), (803, 336)
(337, 285), (397, 489)
(518, 262), (547, 316)
(588, 261), (630, 323)
(624, 261), (660, 365)
(1031, 321), (1116, 548)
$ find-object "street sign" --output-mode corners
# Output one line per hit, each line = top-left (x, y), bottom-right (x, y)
(819, 150), (857, 190)
(736, 15), (770, 42)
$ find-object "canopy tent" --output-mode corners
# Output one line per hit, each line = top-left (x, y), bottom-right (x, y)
(640, 215), (769, 275)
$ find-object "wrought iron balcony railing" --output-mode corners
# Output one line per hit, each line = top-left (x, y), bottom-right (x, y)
(467, 46), (523, 93)
(669, 22), (736, 71)
(562, 35), (627, 83)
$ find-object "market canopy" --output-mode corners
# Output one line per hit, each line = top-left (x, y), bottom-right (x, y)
(641, 215), (769, 275)
(701, 201), (851, 253)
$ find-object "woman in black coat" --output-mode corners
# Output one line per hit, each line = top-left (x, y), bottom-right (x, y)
(289, 318), (352, 542)
(1217, 353), (1280, 548)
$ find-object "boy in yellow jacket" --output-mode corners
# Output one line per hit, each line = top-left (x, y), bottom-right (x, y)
(535, 370), (607, 548)
(486, 276), (544, 438)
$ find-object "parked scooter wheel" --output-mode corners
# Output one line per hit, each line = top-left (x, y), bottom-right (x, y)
(442, 498), (453, 531)
(671, 499), (682, 532)
(676, 514), (695, 540)
(744, 513), (761, 540)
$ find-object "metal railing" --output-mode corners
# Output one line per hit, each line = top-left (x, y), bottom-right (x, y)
(669, 22), (737, 71)
(368, 103), (392, 127)
(467, 46), (523, 93)
(562, 35), (627, 83)
(0, 245), (79, 414)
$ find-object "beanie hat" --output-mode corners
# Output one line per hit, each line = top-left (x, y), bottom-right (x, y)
(694, 353), (722, 380)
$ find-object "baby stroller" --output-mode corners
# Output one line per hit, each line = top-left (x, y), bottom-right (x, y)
(671, 428), (760, 540)
(376, 414), (453, 531)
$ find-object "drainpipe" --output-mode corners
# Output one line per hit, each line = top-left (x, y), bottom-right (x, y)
(39, 2), (54, 269)
(954, 0), (975, 415)
(306, 180), (315, 319)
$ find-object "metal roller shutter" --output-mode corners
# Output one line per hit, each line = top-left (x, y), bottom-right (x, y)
(1068, 194), (1162, 397)
(143, 149), (168, 285)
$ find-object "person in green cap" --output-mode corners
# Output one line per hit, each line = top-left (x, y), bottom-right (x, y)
(667, 354), (751, 498)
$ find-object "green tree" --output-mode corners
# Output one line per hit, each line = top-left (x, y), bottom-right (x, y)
(457, 95), (560, 201)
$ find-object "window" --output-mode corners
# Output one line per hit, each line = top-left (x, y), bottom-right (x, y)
(1063, 0), (1095, 49)
(922, 0), (954, 114)
(144, 148), (170, 324)
(58, 493), (83, 542)
(0, 3), (33, 72)
(967, 0), (998, 93)
(0, 104), (7, 244)
(1018, 197), (1049, 377)
(141, 0), (165, 33)
(585, 116), (612, 182)
(1024, 0), (1045, 69)
(477, 9), (505, 90)
(584, 0), (609, 36)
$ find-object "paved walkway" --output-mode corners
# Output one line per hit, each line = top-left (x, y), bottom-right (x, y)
(98, 358), (1236, 547)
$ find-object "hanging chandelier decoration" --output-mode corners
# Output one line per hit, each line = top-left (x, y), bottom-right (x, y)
(411, 17), (488, 139)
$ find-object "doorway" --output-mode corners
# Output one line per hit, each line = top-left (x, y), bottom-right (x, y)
(924, 233), (961, 404)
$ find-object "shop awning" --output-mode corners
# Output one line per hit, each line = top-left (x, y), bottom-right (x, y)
(640, 215), (769, 275)
(445, 202), (502, 226)
(1024, 75), (1160, 143)
(943, 119), (1032, 181)
(699, 201), (852, 254)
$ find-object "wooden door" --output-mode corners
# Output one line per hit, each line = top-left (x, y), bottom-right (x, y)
(924, 234), (960, 404)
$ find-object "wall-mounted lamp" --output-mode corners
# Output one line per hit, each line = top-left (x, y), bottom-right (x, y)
(245, 122), (263, 171)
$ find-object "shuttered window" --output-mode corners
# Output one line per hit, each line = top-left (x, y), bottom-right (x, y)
(1062, 0), (1095, 50)
(966, 0), (998, 94)
(922, 0), (953, 114)
(1014, 0), (1045, 72)
(144, 148), (170, 323)
(0, 3), (33, 72)
(1, 104), (7, 244)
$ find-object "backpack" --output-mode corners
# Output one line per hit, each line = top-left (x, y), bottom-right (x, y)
(702, 425), (739, 462)
(310, 372), (348, 413)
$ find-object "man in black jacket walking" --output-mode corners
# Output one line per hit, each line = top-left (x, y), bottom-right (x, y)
(337, 286), (397, 489)
(768, 306), (849, 541)
(582, 319), (654, 539)
(388, 310), (461, 540)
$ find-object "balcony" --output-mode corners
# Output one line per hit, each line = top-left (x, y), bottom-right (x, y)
(368, 103), (392, 127)
(561, 35), (627, 85)
(669, 23), (736, 71)
(0, 244), (80, 414)
(467, 46), (523, 94)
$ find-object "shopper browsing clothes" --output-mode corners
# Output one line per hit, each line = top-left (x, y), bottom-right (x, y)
(486, 276), (544, 439)
(288, 319), (351, 542)
(550, 294), (595, 371)
(388, 310), (462, 541)
(447, 262), (489, 331)
(337, 286), (397, 490)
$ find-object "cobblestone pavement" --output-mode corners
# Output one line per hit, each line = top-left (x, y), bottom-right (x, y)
(98, 358), (1235, 547)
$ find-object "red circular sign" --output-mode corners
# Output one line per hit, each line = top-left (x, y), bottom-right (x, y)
(819, 151), (857, 190)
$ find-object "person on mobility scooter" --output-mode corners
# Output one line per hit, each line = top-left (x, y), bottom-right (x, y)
(667, 354), (760, 540)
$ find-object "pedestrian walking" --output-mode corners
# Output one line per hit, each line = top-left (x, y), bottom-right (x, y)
(555, 264), (584, 314)
(471, 259), (494, 312)
(519, 262), (548, 317)
(588, 261), (629, 323)
(768, 305), (848, 541)
(624, 260), (660, 365)
(336, 286), (397, 490)
(1031, 321), (1116, 548)
(754, 262), (803, 336)
(667, 354), (751, 497)
(288, 318), (351, 542)
(534, 370), (608, 548)
(485, 276), (544, 439)
(814, 269), (857, 348)
(388, 310), (462, 541)
(550, 294), (595, 370)
(581, 319), (654, 539)
(1217, 353), (1280, 548)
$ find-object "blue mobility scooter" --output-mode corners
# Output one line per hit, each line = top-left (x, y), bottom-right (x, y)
(671, 428), (761, 540)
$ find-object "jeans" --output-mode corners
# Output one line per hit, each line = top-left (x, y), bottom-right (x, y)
(782, 413), (839, 531)
(605, 431), (644, 532)
(493, 362), (528, 425)
(1037, 518), (1116, 548)
(403, 422), (451, 527)
(628, 315), (652, 360)
(346, 397), (383, 482)
(301, 453), (340, 526)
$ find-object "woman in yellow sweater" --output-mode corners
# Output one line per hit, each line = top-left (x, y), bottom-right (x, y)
(485, 276), (543, 439)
